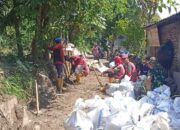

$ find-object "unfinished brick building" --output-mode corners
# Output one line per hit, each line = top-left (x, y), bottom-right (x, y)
(145, 12), (180, 90)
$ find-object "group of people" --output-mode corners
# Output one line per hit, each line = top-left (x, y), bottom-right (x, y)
(104, 50), (137, 83)
(48, 36), (167, 93)
(91, 43), (104, 60)
(48, 36), (90, 93)
(104, 50), (167, 91)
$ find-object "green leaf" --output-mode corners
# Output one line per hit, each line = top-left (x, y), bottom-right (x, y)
(158, 6), (163, 13)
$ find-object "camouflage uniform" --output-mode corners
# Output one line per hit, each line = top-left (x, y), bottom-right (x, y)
(148, 63), (167, 90)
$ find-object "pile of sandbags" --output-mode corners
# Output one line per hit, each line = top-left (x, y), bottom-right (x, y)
(64, 76), (180, 130)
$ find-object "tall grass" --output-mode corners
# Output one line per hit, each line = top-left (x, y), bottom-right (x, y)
(0, 73), (33, 100)
(0, 57), (34, 100)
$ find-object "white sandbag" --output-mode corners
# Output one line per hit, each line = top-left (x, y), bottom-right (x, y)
(84, 95), (104, 111)
(121, 125), (135, 130)
(74, 98), (86, 110)
(173, 97), (180, 113)
(151, 112), (170, 130)
(87, 108), (110, 130)
(104, 112), (133, 130)
(153, 85), (170, 94)
(106, 96), (136, 113)
(135, 115), (157, 130)
(159, 87), (171, 99)
(138, 96), (154, 105)
(104, 97), (126, 113)
(64, 110), (93, 130)
(154, 100), (172, 113)
(169, 112), (180, 130)
(131, 102), (154, 123)
(106, 76), (134, 97)
(139, 103), (154, 119)
(109, 62), (115, 68)
(105, 83), (120, 96)
(96, 64), (109, 73)
(121, 75), (131, 82)
(138, 75), (147, 81)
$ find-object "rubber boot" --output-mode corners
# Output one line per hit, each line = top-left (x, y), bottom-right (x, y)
(108, 77), (114, 83)
(75, 74), (81, 84)
(57, 78), (67, 93)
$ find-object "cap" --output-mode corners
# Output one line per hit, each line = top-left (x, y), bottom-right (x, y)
(54, 37), (61, 43)
(120, 50), (129, 58)
(148, 57), (156, 65)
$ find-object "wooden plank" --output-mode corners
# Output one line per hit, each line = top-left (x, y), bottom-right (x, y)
(146, 25), (160, 47)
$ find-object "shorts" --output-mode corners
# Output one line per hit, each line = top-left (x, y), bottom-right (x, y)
(75, 65), (84, 74)
(55, 64), (64, 78)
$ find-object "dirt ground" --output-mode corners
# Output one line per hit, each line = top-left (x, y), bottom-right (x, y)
(31, 58), (109, 130)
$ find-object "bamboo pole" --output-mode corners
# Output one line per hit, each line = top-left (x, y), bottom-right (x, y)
(92, 67), (104, 88)
(35, 80), (40, 115)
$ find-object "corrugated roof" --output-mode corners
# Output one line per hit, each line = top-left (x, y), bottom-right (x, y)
(145, 11), (180, 28)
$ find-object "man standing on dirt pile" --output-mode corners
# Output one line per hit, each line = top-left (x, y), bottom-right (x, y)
(48, 36), (67, 93)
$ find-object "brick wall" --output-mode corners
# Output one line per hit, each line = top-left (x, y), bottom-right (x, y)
(159, 22), (180, 74)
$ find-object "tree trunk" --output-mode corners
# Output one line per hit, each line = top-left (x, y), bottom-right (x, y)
(14, 20), (24, 59)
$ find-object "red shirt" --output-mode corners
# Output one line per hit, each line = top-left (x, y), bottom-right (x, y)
(115, 64), (125, 79)
(124, 61), (137, 82)
(48, 44), (64, 64)
(71, 55), (86, 66)
(114, 56), (123, 65)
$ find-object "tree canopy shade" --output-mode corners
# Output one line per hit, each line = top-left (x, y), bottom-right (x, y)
(0, 0), (179, 100)
(0, 0), (179, 60)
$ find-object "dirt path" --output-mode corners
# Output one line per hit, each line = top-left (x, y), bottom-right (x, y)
(32, 59), (108, 130)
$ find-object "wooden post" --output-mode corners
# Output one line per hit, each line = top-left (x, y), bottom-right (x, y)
(35, 80), (40, 115)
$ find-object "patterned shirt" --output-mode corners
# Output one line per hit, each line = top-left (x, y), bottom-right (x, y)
(148, 63), (167, 90)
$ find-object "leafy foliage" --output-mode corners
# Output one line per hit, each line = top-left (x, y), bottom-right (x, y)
(0, 0), (179, 100)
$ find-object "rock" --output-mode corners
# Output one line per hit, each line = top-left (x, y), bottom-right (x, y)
(15, 105), (32, 128)
(0, 96), (18, 125)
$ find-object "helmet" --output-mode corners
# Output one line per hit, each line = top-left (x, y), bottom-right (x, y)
(54, 37), (61, 43)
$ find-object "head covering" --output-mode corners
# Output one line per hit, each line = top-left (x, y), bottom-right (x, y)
(54, 37), (61, 43)
(149, 57), (156, 65)
(114, 56), (122, 65)
(120, 50), (129, 58)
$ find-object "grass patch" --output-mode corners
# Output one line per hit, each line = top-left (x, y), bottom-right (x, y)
(0, 57), (34, 101)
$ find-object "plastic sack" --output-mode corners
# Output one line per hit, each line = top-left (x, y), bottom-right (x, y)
(96, 64), (109, 73)
(104, 112), (133, 130)
(135, 115), (157, 130)
(154, 100), (172, 113)
(109, 62), (115, 68)
(105, 83), (120, 96)
(74, 98), (86, 110)
(173, 97), (180, 113)
(105, 76), (134, 97)
(104, 97), (126, 113)
(121, 75), (131, 82)
(169, 111), (180, 130)
(84, 95), (104, 111)
(151, 112), (170, 130)
(87, 108), (110, 130)
(139, 75), (147, 81)
(64, 110), (93, 130)
(153, 85), (170, 94)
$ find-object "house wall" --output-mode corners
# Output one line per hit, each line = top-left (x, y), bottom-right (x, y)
(158, 21), (180, 74)
(145, 25), (160, 57)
